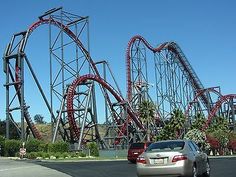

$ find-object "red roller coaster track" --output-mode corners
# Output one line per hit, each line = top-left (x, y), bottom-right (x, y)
(7, 8), (235, 144)
(15, 17), (145, 141)
(126, 35), (207, 106)
(27, 18), (99, 76)
(66, 74), (144, 140)
(14, 17), (101, 140)
(203, 94), (236, 130)
(185, 87), (222, 120)
(126, 35), (167, 101)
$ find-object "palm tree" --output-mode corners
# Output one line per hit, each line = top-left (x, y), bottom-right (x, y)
(208, 116), (228, 132)
(169, 109), (186, 138)
(191, 113), (206, 130)
(139, 100), (155, 142)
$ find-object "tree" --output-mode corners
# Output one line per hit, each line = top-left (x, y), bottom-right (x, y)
(208, 116), (228, 132)
(156, 123), (176, 141)
(139, 100), (155, 142)
(0, 120), (20, 139)
(34, 114), (46, 124)
(207, 116), (229, 155)
(184, 129), (210, 151)
(0, 135), (5, 156)
(156, 109), (186, 140)
(169, 109), (186, 138)
(191, 113), (206, 130)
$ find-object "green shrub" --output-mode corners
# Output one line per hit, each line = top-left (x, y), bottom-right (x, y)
(4, 139), (21, 157)
(87, 142), (99, 157)
(39, 142), (48, 152)
(48, 141), (69, 153)
(70, 152), (77, 158)
(25, 139), (42, 153)
(53, 152), (61, 159)
(62, 152), (69, 158)
(0, 135), (5, 156)
(184, 129), (210, 150)
(42, 152), (50, 159)
(27, 152), (38, 159)
(78, 151), (86, 157)
(36, 151), (44, 158)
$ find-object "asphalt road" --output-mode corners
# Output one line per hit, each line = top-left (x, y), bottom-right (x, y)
(36, 157), (236, 177)
(1, 157), (236, 177)
(0, 158), (70, 177)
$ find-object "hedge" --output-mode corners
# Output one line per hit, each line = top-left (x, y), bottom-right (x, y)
(87, 142), (99, 157)
(48, 141), (69, 153)
(0, 135), (5, 156)
(4, 139), (22, 157)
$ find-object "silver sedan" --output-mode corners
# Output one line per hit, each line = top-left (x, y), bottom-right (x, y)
(136, 140), (210, 177)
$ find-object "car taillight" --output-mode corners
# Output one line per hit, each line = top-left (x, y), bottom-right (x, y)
(136, 156), (147, 164)
(172, 155), (187, 162)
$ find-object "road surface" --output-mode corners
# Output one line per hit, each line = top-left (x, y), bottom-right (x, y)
(0, 157), (235, 177)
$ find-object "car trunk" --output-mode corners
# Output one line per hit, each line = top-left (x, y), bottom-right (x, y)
(145, 151), (184, 166)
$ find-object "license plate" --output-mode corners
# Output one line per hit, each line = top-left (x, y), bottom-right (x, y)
(154, 158), (164, 164)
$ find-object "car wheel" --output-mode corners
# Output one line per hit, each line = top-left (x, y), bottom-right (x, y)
(192, 165), (197, 177)
(202, 161), (210, 177)
(129, 160), (136, 164)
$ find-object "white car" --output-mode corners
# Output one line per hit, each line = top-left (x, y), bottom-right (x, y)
(136, 139), (210, 177)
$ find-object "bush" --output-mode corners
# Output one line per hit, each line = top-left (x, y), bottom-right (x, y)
(54, 152), (61, 159)
(39, 142), (48, 152)
(36, 151), (44, 158)
(42, 152), (50, 159)
(62, 152), (69, 158)
(27, 152), (38, 159)
(70, 152), (77, 158)
(25, 139), (42, 153)
(87, 142), (99, 157)
(4, 139), (21, 157)
(78, 151), (86, 157)
(210, 129), (229, 148)
(184, 129), (210, 150)
(0, 135), (5, 156)
(48, 141), (69, 153)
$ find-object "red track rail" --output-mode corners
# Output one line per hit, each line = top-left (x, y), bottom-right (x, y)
(126, 35), (167, 101)
(126, 35), (206, 106)
(185, 87), (222, 119)
(14, 17), (103, 140)
(17, 18), (146, 141)
(28, 18), (100, 76)
(203, 94), (236, 130)
(66, 74), (144, 140)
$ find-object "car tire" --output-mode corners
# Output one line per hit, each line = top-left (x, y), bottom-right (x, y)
(129, 160), (136, 164)
(202, 161), (210, 177)
(192, 164), (198, 177)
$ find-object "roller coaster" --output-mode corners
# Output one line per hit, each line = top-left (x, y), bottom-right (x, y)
(3, 7), (236, 149)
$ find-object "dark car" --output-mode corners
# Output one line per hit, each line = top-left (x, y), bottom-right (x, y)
(127, 142), (152, 163)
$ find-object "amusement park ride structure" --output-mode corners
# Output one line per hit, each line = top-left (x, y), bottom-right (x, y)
(3, 7), (236, 150)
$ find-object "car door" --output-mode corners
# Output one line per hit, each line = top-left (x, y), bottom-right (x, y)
(188, 141), (202, 175)
(191, 141), (208, 174)
(190, 141), (205, 175)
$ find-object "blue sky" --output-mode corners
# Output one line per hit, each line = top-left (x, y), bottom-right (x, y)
(0, 0), (236, 122)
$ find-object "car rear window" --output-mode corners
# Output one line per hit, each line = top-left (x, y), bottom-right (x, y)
(130, 143), (145, 149)
(146, 141), (185, 152)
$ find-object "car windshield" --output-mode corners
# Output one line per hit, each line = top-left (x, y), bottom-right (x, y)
(146, 141), (185, 152)
(130, 143), (145, 149)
